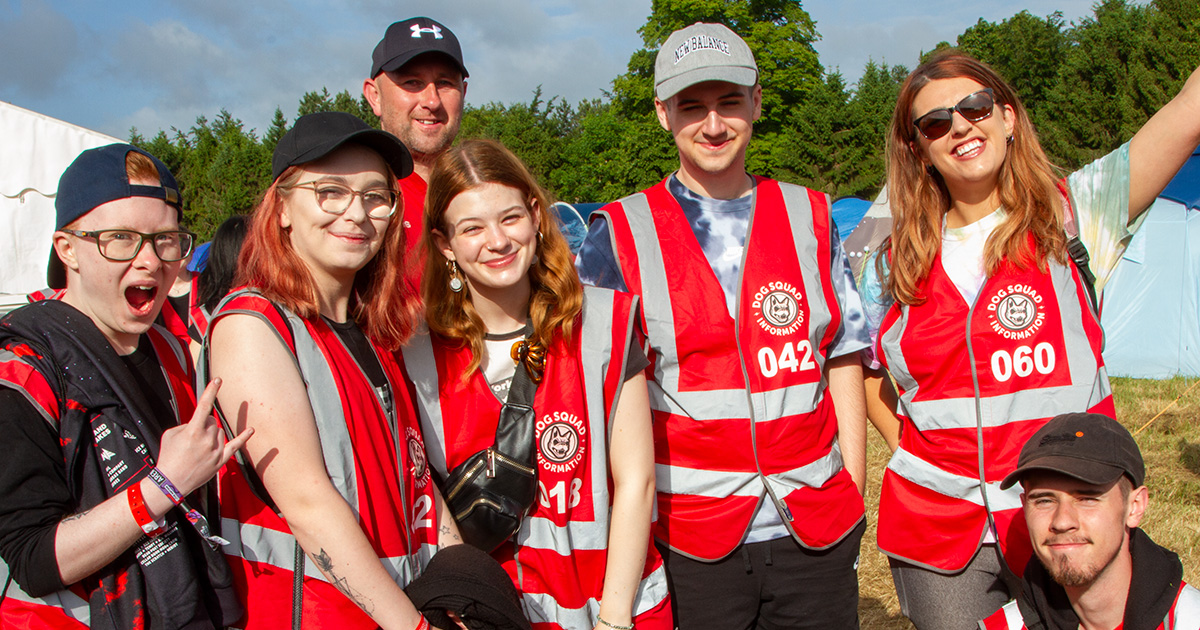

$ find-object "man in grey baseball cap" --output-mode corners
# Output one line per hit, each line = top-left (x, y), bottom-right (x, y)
(576, 22), (870, 629)
(980, 413), (1200, 630)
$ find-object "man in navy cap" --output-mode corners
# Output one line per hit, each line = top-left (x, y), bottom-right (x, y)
(981, 413), (1200, 630)
(363, 16), (468, 259)
(0, 144), (251, 628)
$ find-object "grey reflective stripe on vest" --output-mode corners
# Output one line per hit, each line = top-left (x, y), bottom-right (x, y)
(885, 261), (1107, 435)
(898, 372), (1112, 433)
(645, 382), (821, 422)
(615, 189), (829, 418)
(401, 329), (449, 477)
(1169, 584), (1200, 630)
(992, 601), (1024, 630)
(200, 297), (360, 512)
(0, 560), (90, 624)
(220, 518), (437, 586)
(888, 449), (1023, 512)
(519, 563), (671, 627)
(656, 442), (845, 498)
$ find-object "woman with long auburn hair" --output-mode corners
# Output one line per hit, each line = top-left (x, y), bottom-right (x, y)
(404, 139), (673, 630)
(860, 51), (1200, 629)
(203, 112), (460, 629)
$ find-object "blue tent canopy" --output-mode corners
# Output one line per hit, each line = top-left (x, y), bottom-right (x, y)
(832, 197), (873, 241)
(1159, 147), (1200, 210)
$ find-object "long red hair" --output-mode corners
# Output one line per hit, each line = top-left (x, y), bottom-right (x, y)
(421, 139), (582, 376)
(237, 161), (418, 349)
(883, 50), (1067, 305)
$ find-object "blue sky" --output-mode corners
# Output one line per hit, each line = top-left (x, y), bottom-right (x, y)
(1, 0), (1100, 139)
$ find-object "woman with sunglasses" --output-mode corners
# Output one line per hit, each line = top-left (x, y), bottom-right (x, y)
(861, 51), (1200, 629)
(204, 112), (457, 629)
(404, 139), (672, 630)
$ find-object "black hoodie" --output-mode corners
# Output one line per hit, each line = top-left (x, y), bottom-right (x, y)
(1012, 527), (1185, 630)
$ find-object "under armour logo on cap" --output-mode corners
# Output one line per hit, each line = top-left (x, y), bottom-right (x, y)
(411, 24), (443, 39)
(371, 17), (468, 78)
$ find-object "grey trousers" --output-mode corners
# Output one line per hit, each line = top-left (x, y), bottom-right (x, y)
(889, 544), (1012, 630)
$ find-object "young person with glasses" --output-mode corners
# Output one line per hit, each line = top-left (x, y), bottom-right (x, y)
(203, 112), (459, 629)
(405, 139), (671, 630)
(858, 51), (1200, 629)
(0, 144), (252, 628)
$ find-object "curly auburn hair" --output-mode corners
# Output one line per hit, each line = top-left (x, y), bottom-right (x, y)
(421, 139), (582, 376)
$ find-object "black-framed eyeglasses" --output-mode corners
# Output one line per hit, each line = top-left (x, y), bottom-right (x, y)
(912, 88), (996, 140)
(280, 181), (398, 219)
(62, 229), (196, 262)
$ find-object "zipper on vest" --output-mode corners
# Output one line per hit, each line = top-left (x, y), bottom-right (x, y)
(965, 283), (1001, 542)
(732, 185), (793, 528)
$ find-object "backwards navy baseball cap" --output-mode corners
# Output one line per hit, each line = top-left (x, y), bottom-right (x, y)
(370, 17), (469, 79)
(48, 144), (183, 288)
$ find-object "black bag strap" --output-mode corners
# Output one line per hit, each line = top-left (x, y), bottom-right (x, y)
(1058, 181), (1100, 314)
(492, 359), (540, 469)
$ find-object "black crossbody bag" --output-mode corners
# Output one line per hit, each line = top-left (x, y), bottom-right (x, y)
(441, 358), (541, 552)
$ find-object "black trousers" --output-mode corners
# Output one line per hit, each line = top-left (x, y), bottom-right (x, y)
(657, 520), (865, 630)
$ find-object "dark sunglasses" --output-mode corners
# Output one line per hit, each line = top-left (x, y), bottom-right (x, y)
(912, 88), (996, 140)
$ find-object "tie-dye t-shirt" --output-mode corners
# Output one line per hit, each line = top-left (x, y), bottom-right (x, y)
(858, 141), (1138, 369)
(576, 174), (870, 359)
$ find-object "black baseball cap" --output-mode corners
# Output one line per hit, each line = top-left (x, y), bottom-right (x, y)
(271, 112), (413, 181)
(370, 17), (468, 79)
(1001, 413), (1146, 490)
(48, 144), (183, 288)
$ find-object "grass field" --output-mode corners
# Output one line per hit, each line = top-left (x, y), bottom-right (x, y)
(856, 376), (1200, 629)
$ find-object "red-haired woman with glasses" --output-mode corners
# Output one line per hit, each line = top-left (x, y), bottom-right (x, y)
(203, 112), (458, 630)
(404, 139), (672, 630)
(859, 51), (1200, 629)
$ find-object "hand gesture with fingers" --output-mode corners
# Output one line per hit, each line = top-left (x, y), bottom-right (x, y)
(156, 378), (254, 496)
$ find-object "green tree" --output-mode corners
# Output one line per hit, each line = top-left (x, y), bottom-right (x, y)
(956, 11), (1070, 120)
(612, 0), (823, 136)
(1039, 0), (1200, 168)
(297, 88), (379, 127)
(263, 108), (289, 152)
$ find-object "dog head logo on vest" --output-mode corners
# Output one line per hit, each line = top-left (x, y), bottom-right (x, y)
(536, 411), (587, 473)
(752, 281), (805, 336)
(406, 426), (430, 489)
(986, 284), (1046, 340)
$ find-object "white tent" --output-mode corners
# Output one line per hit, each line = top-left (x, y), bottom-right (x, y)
(0, 101), (119, 312)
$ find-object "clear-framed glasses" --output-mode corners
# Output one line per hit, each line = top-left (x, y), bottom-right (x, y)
(281, 181), (398, 219)
(61, 229), (196, 262)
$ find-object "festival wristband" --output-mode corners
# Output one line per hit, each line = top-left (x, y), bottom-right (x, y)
(147, 467), (184, 505)
(414, 615), (431, 630)
(127, 481), (164, 536)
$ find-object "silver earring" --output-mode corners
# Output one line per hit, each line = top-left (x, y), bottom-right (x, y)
(1007, 134), (1014, 145)
(447, 260), (464, 293)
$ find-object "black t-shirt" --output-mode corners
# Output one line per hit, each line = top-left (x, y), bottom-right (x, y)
(0, 335), (174, 595)
(323, 316), (393, 419)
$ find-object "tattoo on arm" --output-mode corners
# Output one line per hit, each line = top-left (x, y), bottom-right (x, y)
(61, 509), (92, 524)
(311, 548), (375, 614)
(437, 524), (461, 549)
